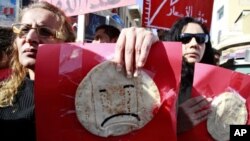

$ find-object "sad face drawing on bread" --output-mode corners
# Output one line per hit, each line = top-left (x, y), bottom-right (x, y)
(75, 61), (160, 137)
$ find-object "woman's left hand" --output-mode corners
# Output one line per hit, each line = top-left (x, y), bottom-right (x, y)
(113, 27), (159, 78)
(177, 96), (212, 134)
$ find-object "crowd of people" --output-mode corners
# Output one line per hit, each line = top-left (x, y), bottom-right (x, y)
(0, 1), (230, 141)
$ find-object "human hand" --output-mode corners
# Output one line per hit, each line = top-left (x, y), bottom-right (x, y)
(177, 95), (212, 134)
(113, 27), (159, 78)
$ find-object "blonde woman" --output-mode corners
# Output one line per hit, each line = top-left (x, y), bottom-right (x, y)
(0, 1), (158, 140)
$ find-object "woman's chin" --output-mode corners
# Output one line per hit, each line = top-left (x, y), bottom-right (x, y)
(21, 60), (36, 70)
(186, 58), (200, 64)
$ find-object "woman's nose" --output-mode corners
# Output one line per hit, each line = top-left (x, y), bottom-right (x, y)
(25, 28), (39, 43)
(189, 37), (198, 45)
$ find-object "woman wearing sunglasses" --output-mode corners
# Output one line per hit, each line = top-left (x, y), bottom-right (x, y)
(168, 17), (216, 134)
(0, 1), (158, 140)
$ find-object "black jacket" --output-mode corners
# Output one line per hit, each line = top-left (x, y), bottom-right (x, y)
(0, 77), (35, 141)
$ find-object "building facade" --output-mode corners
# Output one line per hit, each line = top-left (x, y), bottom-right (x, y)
(210, 0), (250, 74)
(211, 0), (250, 47)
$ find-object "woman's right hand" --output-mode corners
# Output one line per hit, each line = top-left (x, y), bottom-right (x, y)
(177, 95), (212, 134)
(113, 27), (159, 78)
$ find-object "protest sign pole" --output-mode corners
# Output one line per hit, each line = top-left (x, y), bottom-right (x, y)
(76, 14), (85, 42)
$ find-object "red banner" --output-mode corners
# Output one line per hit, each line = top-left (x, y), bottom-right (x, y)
(142, 0), (214, 30)
(40, 0), (136, 16)
(35, 42), (182, 141)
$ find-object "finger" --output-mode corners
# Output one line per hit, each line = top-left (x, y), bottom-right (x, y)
(114, 28), (126, 71)
(182, 95), (208, 107)
(138, 31), (158, 68)
(192, 111), (210, 126)
(124, 27), (136, 78)
(190, 98), (211, 113)
(134, 28), (145, 77)
(193, 108), (211, 120)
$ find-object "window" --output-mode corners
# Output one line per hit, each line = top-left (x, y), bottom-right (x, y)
(217, 6), (224, 20)
(217, 30), (221, 43)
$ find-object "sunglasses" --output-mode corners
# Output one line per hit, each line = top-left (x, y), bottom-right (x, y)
(12, 23), (64, 40)
(179, 33), (209, 44)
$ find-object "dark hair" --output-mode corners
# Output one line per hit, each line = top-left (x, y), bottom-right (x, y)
(0, 27), (13, 52)
(169, 17), (215, 65)
(157, 29), (170, 41)
(95, 24), (120, 40)
(213, 48), (221, 56)
(0, 27), (13, 69)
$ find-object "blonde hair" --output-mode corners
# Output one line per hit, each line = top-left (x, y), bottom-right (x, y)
(0, 1), (76, 107)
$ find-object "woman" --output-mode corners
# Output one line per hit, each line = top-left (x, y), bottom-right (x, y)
(0, 2), (76, 140)
(0, 1), (158, 140)
(168, 17), (216, 134)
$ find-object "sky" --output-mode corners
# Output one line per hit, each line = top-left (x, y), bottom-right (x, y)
(136, 0), (143, 12)
(136, 0), (143, 7)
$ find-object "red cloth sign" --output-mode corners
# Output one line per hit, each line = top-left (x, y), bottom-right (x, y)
(142, 0), (214, 30)
(40, 0), (136, 16)
(178, 63), (250, 141)
(35, 42), (182, 141)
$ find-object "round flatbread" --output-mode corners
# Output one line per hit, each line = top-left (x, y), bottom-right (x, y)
(207, 92), (248, 141)
(75, 61), (160, 137)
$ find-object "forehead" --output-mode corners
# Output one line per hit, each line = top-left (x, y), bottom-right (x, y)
(21, 8), (59, 27)
(182, 23), (204, 34)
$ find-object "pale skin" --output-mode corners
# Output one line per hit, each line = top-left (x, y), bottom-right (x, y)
(114, 27), (159, 78)
(177, 23), (212, 134)
(16, 8), (158, 80)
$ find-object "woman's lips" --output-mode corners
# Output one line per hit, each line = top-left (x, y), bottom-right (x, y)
(23, 48), (38, 57)
(24, 48), (37, 52)
(187, 52), (199, 58)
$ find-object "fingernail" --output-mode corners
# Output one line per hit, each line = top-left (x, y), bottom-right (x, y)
(127, 71), (132, 79)
(133, 69), (141, 77)
(116, 64), (122, 72)
(206, 97), (213, 102)
(138, 62), (143, 67)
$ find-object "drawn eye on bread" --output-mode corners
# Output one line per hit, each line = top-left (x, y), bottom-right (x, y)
(207, 92), (248, 141)
(75, 61), (161, 137)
